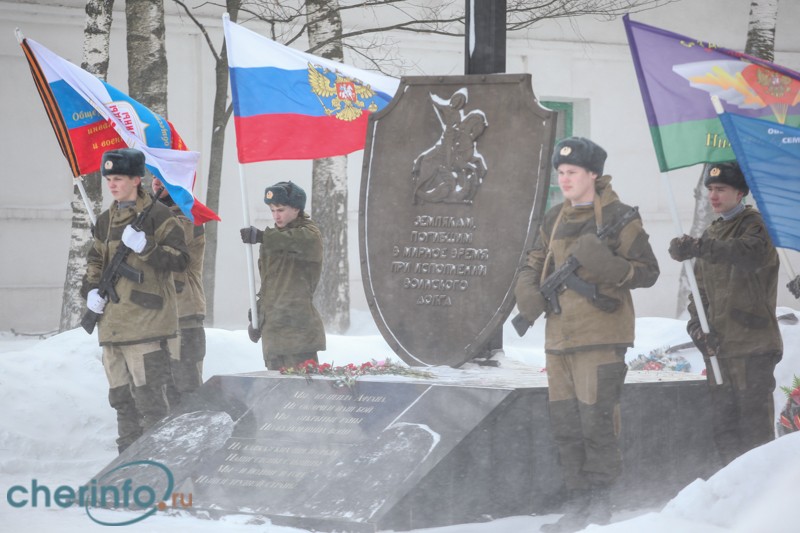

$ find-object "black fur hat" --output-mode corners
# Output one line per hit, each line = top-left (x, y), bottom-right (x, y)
(101, 148), (146, 177)
(264, 181), (306, 211)
(552, 137), (607, 176)
(703, 162), (749, 196)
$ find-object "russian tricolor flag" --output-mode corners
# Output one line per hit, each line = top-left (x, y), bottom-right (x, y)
(20, 36), (219, 224)
(222, 15), (400, 162)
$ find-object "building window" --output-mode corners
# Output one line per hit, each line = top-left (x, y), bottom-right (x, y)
(541, 101), (573, 209)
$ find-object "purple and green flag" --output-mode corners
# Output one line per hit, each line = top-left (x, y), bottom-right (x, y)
(624, 15), (800, 172)
(718, 112), (800, 252)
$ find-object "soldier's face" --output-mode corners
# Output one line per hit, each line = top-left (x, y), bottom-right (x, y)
(270, 204), (300, 228)
(105, 174), (141, 203)
(707, 183), (744, 213)
(152, 177), (165, 196)
(557, 164), (597, 205)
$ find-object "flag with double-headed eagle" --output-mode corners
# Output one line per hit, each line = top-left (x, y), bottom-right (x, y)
(222, 15), (400, 162)
(624, 15), (800, 172)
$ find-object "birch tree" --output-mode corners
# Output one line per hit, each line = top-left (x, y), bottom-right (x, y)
(126, 0), (169, 117)
(675, 0), (778, 316)
(306, 0), (350, 333)
(744, 0), (778, 62)
(59, 0), (115, 332)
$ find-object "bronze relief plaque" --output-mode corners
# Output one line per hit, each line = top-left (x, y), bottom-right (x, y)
(360, 74), (556, 367)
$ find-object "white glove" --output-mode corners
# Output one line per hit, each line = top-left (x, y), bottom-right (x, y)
(122, 225), (147, 254)
(87, 289), (107, 314)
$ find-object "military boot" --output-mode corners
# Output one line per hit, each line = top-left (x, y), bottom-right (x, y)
(109, 385), (142, 454)
(585, 484), (612, 527)
(541, 489), (591, 533)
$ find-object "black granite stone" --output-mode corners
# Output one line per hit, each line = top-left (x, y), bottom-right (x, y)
(90, 373), (718, 531)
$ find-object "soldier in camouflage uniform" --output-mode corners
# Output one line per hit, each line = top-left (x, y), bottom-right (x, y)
(515, 137), (659, 532)
(240, 181), (326, 370)
(82, 148), (189, 453)
(669, 162), (782, 466)
(152, 177), (207, 407)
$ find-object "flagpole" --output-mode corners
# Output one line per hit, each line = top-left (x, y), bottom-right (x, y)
(778, 249), (797, 279)
(73, 175), (96, 226)
(238, 163), (260, 330)
(661, 172), (723, 385)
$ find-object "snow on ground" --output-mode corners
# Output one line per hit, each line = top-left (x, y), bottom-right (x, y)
(0, 308), (798, 532)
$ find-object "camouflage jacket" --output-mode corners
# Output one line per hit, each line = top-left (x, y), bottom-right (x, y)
(256, 214), (326, 356)
(515, 175), (660, 353)
(168, 203), (206, 328)
(82, 189), (189, 345)
(688, 206), (782, 358)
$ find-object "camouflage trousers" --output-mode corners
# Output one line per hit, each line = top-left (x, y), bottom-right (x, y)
(705, 351), (781, 466)
(166, 327), (206, 408)
(103, 340), (172, 453)
(546, 347), (628, 491)
(263, 350), (319, 371)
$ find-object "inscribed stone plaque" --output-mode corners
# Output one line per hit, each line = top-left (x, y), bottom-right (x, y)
(360, 74), (556, 367)
(90, 371), (718, 532)
(185, 376), (510, 524)
(91, 373), (511, 531)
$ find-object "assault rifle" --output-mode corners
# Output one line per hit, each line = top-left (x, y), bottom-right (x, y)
(81, 194), (159, 334)
(512, 206), (639, 337)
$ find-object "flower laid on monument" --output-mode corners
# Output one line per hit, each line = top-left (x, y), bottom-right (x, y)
(777, 375), (800, 436)
(279, 358), (435, 388)
(627, 348), (692, 373)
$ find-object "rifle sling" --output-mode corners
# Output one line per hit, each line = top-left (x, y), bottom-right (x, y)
(540, 204), (567, 286)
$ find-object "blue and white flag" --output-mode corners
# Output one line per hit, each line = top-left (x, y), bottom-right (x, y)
(719, 112), (800, 251)
(21, 36), (219, 224)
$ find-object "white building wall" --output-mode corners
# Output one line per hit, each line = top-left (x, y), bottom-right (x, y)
(1, 0), (799, 333)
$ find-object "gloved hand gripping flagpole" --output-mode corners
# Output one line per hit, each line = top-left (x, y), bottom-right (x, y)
(661, 172), (722, 385)
(223, 13), (259, 332)
(238, 163), (260, 331)
(663, 94), (739, 386)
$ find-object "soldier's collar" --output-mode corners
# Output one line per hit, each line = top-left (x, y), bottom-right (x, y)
(721, 202), (745, 221)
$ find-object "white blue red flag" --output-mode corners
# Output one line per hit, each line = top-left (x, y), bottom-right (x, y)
(20, 36), (220, 224)
(718, 112), (800, 252)
(222, 15), (400, 162)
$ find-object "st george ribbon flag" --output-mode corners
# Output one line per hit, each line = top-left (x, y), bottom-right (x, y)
(20, 36), (219, 224)
(222, 15), (400, 162)
(624, 15), (800, 172)
(718, 112), (800, 252)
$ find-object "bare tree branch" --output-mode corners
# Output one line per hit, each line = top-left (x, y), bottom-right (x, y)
(174, 0), (221, 61)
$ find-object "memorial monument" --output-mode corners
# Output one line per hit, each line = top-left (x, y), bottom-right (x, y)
(359, 74), (556, 367)
(88, 6), (719, 530)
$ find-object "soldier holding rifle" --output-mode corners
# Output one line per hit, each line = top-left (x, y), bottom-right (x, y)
(668, 162), (783, 466)
(81, 148), (188, 453)
(514, 137), (659, 532)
